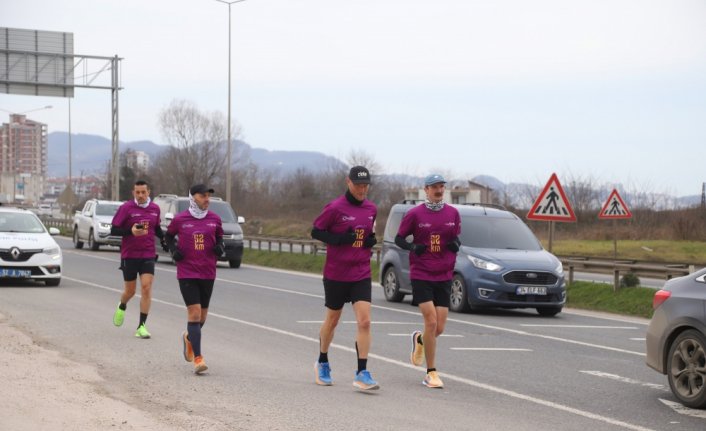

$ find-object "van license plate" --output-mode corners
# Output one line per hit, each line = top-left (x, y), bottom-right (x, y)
(516, 286), (547, 295)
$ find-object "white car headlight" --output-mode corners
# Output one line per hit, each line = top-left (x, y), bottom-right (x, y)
(467, 255), (502, 272)
(99, 223), (112, 229)
(555, 261), (564, 275)
(44, 246), (60, 256)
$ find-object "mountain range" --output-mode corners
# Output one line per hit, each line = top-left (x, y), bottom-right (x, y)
(47, 132), (701, 208)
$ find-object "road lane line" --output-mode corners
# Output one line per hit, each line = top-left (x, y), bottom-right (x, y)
(659, 399), (706, 419)
(450, 348), (532, 351)
(388, 334), (463, 337)
(62, 253), (646, 357)
(520, 325), (639, 329)
(579, 371), (669, 392)
(64, 274), (656, 431)
(629, 338), (646, 341)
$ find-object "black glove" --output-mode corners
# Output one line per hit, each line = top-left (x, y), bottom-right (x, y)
(160, 237), (169, 253)
(338, 227), (357, 245)
(363, 233), (377, 248)
(172, 249), (184, 262)
(447, 237), (461, 253)
(413, 244), (426, 256)
(213, 239), (225, 257)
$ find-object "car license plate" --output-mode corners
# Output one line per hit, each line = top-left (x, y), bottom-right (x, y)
(516, 286), (547, 295)
(0, 268), (32, 278)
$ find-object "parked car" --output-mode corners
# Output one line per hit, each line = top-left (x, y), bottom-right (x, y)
(646, 268), (706, 408)
(0, 206), (62, 286)
(380, 202), (566, 316)
(153, 194), (245, 268)
(73, 199), (123, 250)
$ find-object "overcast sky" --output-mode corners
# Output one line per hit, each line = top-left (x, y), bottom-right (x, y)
(2, 0), (705, 196)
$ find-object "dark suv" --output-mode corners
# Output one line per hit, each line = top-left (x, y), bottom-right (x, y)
(153, 194), (245, 268)
(380, 202), (566, 316)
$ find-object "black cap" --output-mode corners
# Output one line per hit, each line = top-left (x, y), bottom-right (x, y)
(189, 184), (215, 195)
(348, 166), (371, 184)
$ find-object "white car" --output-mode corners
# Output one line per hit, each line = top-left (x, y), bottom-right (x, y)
(0, 207), (62, 286)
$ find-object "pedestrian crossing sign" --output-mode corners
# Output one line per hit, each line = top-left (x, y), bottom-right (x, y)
(599, 189), (632, 219)
(527, 173), (577, 222)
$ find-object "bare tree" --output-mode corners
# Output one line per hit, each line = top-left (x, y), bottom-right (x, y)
(153, 99), (236, 195)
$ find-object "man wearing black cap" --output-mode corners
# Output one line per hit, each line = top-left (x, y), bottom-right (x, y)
(165, 184), (225, 374)
(311, 166), (380, 390)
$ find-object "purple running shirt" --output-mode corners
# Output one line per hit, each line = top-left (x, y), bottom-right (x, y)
(167, 210), (224, 280)
(111, 200), (161, 259)
(313, 195), (377, 282)
(397, 204), (461, 281)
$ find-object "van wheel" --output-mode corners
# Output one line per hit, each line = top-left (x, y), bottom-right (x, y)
(536, 307), (562, 317)
(88, 230), (100, 251)
(449, 274), (470, 313)
(229, 259), (241, 268)
(73, 228), (84, 249)
(382, 267), (405, 302)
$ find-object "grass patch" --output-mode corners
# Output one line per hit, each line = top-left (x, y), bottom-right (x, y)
(566, 281), (656, 318)
(244, 249), (381, 281)
(244, 248), (655, 318)
(550, 239), (706, 265)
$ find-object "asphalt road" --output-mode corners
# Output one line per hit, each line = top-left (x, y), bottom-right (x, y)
(0, 237), (704, 431)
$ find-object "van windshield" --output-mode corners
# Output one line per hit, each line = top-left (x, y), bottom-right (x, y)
(459, 215), (542, 250)
(176, 200), (236, 223)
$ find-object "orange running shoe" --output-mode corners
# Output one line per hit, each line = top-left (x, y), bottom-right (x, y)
(182, 331), (194, 362)
(194, 355), (208, 374)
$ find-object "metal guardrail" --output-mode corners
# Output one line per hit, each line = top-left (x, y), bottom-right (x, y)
(41, 220), (696, 290)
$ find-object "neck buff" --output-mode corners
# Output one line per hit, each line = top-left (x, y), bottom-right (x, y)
(345, 190), (364, 206)
(425, 199), (445, 211)
(135, 197), (151, 209)
(188, 193), (208, 219)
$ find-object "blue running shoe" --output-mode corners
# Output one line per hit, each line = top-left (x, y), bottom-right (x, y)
(353, 369), (379, 391)
(315, 361), (333, 386)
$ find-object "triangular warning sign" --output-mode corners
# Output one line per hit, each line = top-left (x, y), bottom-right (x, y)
(527, 173), (577, 222)
(599, 189), (632, 219)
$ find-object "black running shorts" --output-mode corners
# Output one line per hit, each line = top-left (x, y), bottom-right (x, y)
(412, 279), (452, 308)
(323, 278), (372, 310)
(178, 279), (215, 308)
(120, 258), (156, 282)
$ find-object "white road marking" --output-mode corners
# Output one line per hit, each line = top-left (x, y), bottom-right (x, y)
(388, 333), (463, 337)
(64, 273), (656, 431)
(520, 325), (638, 329)
(450, 348), (532, 351)
(297, 321), (419, 324)
(659, 399), (706, 419)
(630, 338), (646, 341)
(580, 371), (669, 392)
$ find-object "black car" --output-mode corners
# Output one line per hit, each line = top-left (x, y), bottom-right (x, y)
(646, 268), (706, 408)
(153, 194), (245, 268)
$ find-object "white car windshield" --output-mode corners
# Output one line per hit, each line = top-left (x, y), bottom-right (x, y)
(0, 212), (46, 233)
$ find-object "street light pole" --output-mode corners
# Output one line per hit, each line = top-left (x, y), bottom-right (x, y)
(215, 0), (246, 204)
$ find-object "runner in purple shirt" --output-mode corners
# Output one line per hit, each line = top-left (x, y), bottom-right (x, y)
(395, 174), (461, 389)
(165, 184), (225, 375)
(311, 166), (380, 391)
(110, 180), (166, 339)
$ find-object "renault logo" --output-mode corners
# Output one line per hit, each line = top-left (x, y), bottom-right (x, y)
(10, 247), (21, 260)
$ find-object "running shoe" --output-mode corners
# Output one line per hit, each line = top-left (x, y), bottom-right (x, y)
(194, 355), (208, 374)
(314, 361), (332, 386)
(134, 324), (151, 339)
(113, 304), (125, 327)
(410, 330), (424, 366)
(423, 370), (444, 388)
(182, 331), (194, 362)
(353, 370), (379, 391)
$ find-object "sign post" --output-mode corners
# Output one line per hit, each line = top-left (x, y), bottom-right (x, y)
(527, 173), (577, 252)
(598, 188), (633, 261)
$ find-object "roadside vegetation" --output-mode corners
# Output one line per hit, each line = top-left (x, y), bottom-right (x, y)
(243, 249), (657, 319)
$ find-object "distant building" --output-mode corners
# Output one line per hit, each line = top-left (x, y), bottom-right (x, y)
(0, 114), (48, 204)
(404, 180), (493, 204)
(44, 175), (106, 200)
(121, 149), (150, 173)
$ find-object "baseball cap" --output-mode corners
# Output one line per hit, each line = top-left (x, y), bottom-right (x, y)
(424, 174), (446, 186)
(189, 184), (215, 195)
(349, 166), (371, 184)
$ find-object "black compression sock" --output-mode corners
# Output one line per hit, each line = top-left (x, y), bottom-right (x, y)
(427, 368), (436, 373)
(119, 303), (127, 311)
(139, 312), (147, 327)
(357, 358), (368, 374)
(318, 352), (329, 364)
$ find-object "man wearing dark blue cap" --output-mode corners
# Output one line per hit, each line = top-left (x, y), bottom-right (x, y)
(395, 173), (461, 388)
